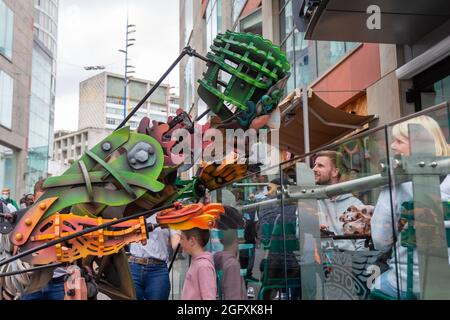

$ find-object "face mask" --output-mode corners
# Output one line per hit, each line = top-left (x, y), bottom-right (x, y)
(1, 194), (8, 200)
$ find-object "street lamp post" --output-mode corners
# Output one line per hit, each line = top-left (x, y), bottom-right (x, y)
(119, 19), (136, 120)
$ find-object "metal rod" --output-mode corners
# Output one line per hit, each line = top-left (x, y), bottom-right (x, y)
(0, 203), (174, 268)
(0, 262), (64, 278)
(219, 110), (242, 124)
(236, 155), (450, 211)
(115, 46), (203, 130)
(232, 182), (272, 187)
(237, 197), (289, 211)
(195, 107), (211, 122)
(321, 235), (370, 240)
(168, 243), (180, 273)
(235, 173), (394, 212)
(302, 86), (310, 164)
(287, 173), (392, 200)
(308, 106), (361, 129)
(187, 49), (211, 63)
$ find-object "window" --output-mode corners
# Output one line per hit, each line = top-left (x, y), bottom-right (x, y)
(184, 57), (195, 111)
(232, 0), (246, 26)
(418, 74), (450, 110)
(317, 41), (359, 76)
(106, 117), (118, 125)
(280, 0), (312, 92)
(0, 144), (16, 195)
(0, 0), (14, 60)
(148, 86), (167, 105)
(170, 96), (179, 105)
(279, 0), (360, 93)
(150, 104), (167, 113)
(129, 81), (147, 101)
(184, 0), (194, 45)
(106, 107), (124, 116)
(239, 8), (262, 35)
(0, 70), (13, 128)
(205, 0), (221, 51)
(107, 76), (125, 99)
(409, 56), (450, 112)
(27, 45), (53, 192)
(106, 96), (124, 106)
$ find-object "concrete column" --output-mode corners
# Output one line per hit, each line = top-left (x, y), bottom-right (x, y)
(221, 0), (233, 31)
(262, 0), (279, 44)
(379, 44), (398, 77)
(367, 71), (402, 126)
(367, 43), (418, 126)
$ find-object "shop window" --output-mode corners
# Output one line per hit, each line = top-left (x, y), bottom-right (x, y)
(419, 75), (450, 110)
(412, 55), (450, 112)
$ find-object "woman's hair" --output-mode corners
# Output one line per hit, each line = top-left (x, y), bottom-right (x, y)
(392, 115), (450, 156)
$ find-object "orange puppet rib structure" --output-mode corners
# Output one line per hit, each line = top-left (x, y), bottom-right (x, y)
(19, 213), (147, 265)
(156, 203), (225, 230)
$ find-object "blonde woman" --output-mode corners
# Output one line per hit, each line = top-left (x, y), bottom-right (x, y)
(390, 115), (450, 157)
(371, 115), (450, 299)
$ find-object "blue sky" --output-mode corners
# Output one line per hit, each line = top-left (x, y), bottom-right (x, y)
(55, 0), (179, 130)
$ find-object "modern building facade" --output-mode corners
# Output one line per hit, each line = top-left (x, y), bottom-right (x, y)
(179, 0), (382, 153)
(294, 0), (450, 123)
(78, 72), (177, 132)
(0, 0), (34, 198)
(25, 0), (58, 192)
(179, 0), (449, 155)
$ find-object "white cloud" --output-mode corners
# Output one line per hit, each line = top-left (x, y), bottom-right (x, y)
(55, 0), (180, 130)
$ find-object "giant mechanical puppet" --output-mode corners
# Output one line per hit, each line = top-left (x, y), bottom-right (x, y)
(0, 31), (291, 300)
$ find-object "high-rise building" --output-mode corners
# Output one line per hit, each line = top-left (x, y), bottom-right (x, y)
(25, 0), (59, 192)
(0, 0), (34, 198)
(78, 71), (177, 131)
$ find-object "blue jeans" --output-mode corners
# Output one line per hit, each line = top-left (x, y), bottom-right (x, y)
(21, 277), (66, 300)
(129, 262), (170, 300)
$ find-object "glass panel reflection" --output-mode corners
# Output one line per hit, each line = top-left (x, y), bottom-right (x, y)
(169, 103), (450, 300)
